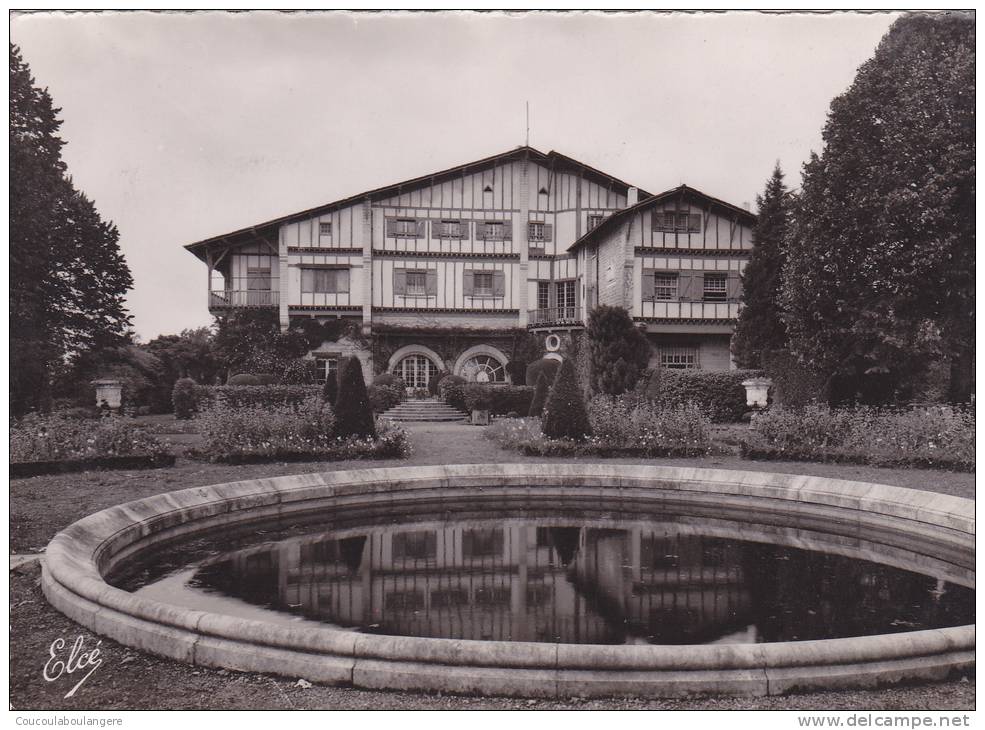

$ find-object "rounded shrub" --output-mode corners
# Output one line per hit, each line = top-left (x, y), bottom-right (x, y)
(525, 358), (560, 389)
(368, 384), (403, 414)
(172, 378), (198, 420)
(528, 372), (550, 417)
(542, 358), (592, 440)
(227, 373), (261, 386)
(335, 356), (376, 439)
(438, 374), (467, 411)
(373, 373), (407, 390)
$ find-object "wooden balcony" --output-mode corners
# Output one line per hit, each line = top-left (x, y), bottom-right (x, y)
(528, 306), (581, 328)
(209, 290), (279, 309)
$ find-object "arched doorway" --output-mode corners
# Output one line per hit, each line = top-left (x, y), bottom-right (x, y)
(393, 353), (439, 390)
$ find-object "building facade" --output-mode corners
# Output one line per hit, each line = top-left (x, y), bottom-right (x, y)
(185, 146), (755, 385)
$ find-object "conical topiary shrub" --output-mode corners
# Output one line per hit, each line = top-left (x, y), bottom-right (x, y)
(541, 358), (592, 440)
(334, 356), (376, 439)
(321, 368), (338, 406)
(528, 372), (550, 417)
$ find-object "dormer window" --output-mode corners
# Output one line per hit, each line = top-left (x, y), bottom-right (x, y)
(587, 214), (604, 230)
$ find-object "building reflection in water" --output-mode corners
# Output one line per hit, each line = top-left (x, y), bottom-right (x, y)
(191, 521), (974, 645)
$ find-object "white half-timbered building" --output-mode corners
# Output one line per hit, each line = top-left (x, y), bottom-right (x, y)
(185, 146), (756, 386)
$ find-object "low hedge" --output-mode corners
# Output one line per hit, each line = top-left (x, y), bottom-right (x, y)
(178, 384), (324, 415)
(10, 453), (176, 478)
(744, 404), (975, 471)
(463, 384), (535, 415)
(643, 368), (765, 423)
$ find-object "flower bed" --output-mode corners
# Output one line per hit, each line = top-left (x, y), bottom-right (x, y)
(744, 404), (975, 471)
(193, 398), (410, 463)
(485, 398), (711, 457)
(10, 414), (174, 475)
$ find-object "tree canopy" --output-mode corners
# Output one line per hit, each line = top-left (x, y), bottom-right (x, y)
(779, 14), (975, 401)
(10, 44), (133, 414)
(731, 164), (792, 369)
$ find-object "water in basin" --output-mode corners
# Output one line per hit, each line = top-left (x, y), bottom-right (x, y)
(114, 505), (974, 646)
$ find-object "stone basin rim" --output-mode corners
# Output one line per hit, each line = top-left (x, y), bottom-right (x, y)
(42, 463), (975, 698)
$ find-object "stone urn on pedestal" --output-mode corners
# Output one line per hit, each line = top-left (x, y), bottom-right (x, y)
(741, 376), (772, 423)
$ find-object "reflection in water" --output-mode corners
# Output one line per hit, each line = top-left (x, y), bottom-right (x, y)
(183, 520), (974, 645)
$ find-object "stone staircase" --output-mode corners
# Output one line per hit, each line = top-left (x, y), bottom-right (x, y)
(380, 398), (468, 423)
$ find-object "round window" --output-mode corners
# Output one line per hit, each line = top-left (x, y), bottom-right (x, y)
(545, 334), (561, 352)
(461, 355), (506, 383)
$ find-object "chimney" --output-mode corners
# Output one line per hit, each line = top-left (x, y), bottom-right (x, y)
(627, 187), (639, 207)
(742, 201), (751, 211)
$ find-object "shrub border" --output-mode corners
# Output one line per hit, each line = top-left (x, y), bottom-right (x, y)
(739, 443), (974, 473)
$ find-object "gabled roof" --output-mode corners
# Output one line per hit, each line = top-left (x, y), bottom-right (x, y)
(567, 184), (757, 253)
(185, 145), (648, 261)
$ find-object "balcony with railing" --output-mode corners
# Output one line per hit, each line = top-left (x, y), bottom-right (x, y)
(528, 306), (582, 328)
(209, 289), (279, 309)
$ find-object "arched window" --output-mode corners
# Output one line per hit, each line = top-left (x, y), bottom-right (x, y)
(461, 355), (506, 383)
(394, 354), (438, 389)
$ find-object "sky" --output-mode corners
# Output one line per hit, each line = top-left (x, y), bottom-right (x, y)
(10, 10), (902, 341)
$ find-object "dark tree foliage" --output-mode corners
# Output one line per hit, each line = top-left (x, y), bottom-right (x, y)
(11, 45), (133, 414)
(586, 306), (651, 395)
(780, 14), (975, 402)
(731, 165), (793, 369)
(525, 358), (560, 388)
(541, 358), (592, 441)
(334, 356), (376, 439)
(321, 370), (338, 406)
(528, 372), (550, 417)
(145, 327), (219, 385)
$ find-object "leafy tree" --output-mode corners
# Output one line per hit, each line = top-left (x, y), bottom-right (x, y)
(780, 14), (975, 402)
(541, 358), (591, 440)
(334, 356), (376, 439)
(731, 164), (793, 369)
(10, 45), (133, 414)
(528, 372), (550, 417)
(586, 306), (650, 395)
(145, 327), (219, 385)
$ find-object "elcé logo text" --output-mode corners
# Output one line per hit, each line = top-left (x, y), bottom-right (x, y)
(43, 635), (103, 699)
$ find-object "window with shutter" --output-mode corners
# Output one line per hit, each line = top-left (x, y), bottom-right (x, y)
(426, 269), (438, 296)
(388, 217), (421, 238)
(726, 273), (741, 301)
(492, 271), (505, 297)
(473, 272), (494, 296)
(405, 270), (427, 296)
(703, 273), (728, 302)
(393, 268), (407, 295)
(587, 214), (604, 230)
(246, 267), (271, 291)
(654, 273), (678, 301)
(528, 222), (549, 242)
(301, 268), (349, 294)
(435, 219), (466, 239)
(641, 269), (656, 300)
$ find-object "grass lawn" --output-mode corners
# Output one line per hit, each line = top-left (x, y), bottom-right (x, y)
(8, 421), (976, 710)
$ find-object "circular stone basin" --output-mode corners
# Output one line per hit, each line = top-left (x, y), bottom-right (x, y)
(43, 465), (975, 698)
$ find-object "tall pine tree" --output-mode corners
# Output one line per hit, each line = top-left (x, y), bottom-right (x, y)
(10, 45), (133, 414)
(779, 15), (974, 402)
(731, 164), (792, 368)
